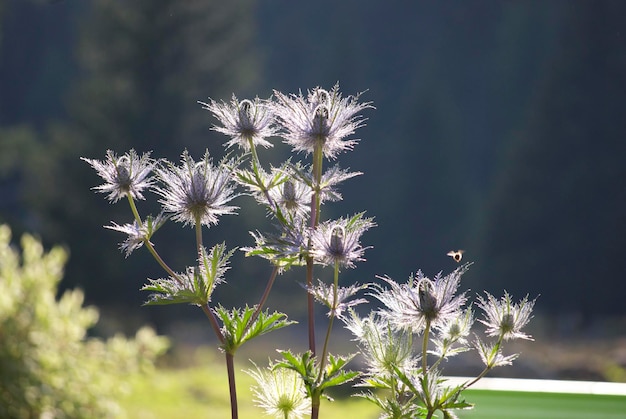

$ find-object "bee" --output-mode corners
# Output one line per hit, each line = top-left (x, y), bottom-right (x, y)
(447, 250), (464, 263)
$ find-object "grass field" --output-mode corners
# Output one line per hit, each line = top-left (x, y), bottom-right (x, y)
(120, 353), (626, 419)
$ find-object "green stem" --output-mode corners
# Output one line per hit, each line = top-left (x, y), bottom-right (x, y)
(463, 335), (504, 389)
(306, 144), (324, 356)
(317, 261), (340, 380)
(248, 137), (275, 209)
(126, 194), (181, 284)
(422, 318), (431, 373)
(306, 257), (316, 355)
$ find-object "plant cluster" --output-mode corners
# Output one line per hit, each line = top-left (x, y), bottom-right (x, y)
(0, 225), (169, 419)
(84, 84), (535, 419)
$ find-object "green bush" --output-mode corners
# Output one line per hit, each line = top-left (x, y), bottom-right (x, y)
(0, 225), (169, 419)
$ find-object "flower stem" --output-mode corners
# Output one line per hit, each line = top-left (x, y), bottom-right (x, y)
(317, 261), (340, 380)
(306, 143), (324, 356)
(422, 318), (431, 373)
(242, 265), (279, 337)
(126, 194), (181, 284)
(225, 352), (238, 419)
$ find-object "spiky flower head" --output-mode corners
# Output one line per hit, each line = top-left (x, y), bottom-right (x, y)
(344, 310), (417, 379)
(272, 84), (372, 159)
(105, 213), (167, 257)
(431, 308), (474, 358)
(375, 265), (470, 334)
(309, 213), (375, 268)
(82, 149), (155, 203)
(199, 95), (276, 151)
(476, 291), (535, 341)
(246, 362), (311, 419)
(306, 280), (369, 319)
(153, 150), (239, 227)
(269, 177), (312, 217)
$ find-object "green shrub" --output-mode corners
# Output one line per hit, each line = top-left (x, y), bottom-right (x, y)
(0, 225), (169, 419)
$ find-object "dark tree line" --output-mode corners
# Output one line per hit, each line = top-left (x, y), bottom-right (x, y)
(1, 1), (625, 327)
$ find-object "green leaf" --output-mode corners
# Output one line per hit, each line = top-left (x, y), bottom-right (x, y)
(215, 306), (295, 354)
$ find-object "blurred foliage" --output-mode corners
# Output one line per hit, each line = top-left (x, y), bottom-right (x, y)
(0, 224), (169, 418)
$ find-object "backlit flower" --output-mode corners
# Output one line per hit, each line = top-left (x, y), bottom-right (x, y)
(272, 84), (372, 159)
(309, 213), (375, 268)
(82, 149), (154, 203)
(153, 150), (238, 227)
(375, 265), (470, 334)
(200, 95), (276, 151)
(476, 291), (535, 341)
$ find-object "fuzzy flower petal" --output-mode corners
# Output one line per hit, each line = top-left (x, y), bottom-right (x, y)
(476, 292), (535, 341)
(200, 95), (276, 151)
(375, 264), (470, 334)
(309, 213), (375, 268)
(153, 150), (239, 227)
(273, 84), (372, 159)
(82, 149), (155, 203)
(246, 362), (311, 419)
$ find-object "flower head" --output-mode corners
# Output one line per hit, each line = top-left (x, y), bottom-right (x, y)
(200, 95), (276, 151)
(476, 291), (535, 341)
(309, 213), (375, 268)
(375, 265), (470, 334)
(246, 362), (311, 419)
(105, 213), (167, 257)
(153, 150), (239, 227)
(82, 149), (155, 203)
(272, 84), (372, 159)
(344, 311), (417, 378)
(306, 280), (369, 319)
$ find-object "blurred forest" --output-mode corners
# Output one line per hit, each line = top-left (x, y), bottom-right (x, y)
(1, 0), (625, 336)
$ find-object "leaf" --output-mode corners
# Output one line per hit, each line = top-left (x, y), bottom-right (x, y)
(215, 306), (295, 354)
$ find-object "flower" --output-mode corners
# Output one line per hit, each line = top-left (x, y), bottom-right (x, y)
(476, 291), (535, 341)
(473, 337), (519, 368)
(306, 280), (369, 319)
(309, 213), (375, 268)
(375, 265), (470, 334)
(431, 308), (474, 358)
(199, 95), (276, 151)
(105, 213), (167, 257)
(269, 177), (312, 217)
(272, 84), (372, 159)
(82, 149), (154, 203)
(344, 310), (417, 378)
(246, 362), (311, 419)
(153, 150), (239, 227)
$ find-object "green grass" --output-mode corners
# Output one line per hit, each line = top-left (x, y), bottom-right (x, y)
(459, 390), (626, 419)
(120, 352), (626, 419)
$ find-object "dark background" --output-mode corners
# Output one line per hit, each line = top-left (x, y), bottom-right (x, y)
(1, 0), (625, 341)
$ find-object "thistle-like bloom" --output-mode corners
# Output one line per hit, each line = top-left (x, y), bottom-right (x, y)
(344, 311), (417, 378)
(272, 84), (372, 159)
(268, 177), (312, 217)
(105, 213), (167, 257)
(153, 150), (239, 227)
(243, 215), (309, 271)
(82, 149), (154, 203)
(246, 362), (311, 419)
(199, 95), (276, 151)
(306, 280), (369, 319)
(476, 291), (535, 341)
(473, 337), (519, 368)
(431, 308), (474, 358)
(309, 213), (375, 268)
(375, 265), (470, 334)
